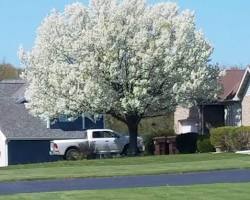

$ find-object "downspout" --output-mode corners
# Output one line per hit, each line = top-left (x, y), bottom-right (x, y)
(82, 113), (85, 130)
(240, 101), (243, 126)
(198, 104), (203, 135)
(5, 139), (8, 167)
(46, 117), (50, 129)
(102, 114), (105, 128)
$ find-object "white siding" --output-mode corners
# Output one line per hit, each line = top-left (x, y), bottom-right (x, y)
(245, 79), (250, 96)
(0, 131), (7, 167)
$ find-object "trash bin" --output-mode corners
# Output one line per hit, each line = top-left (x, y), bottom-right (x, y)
(153, 136), (178, 155)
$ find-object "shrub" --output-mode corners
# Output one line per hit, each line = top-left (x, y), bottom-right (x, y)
(79, 141), (96, 159)
(197, 135), (215, 153)
(142, 129), (175, 155)
(229, 126), (250, 151)
(176, 132), (198, 154)
(210, 126), (250, 152)
(210, 126), (234, 151)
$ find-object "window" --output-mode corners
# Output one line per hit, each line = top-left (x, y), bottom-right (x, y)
(103, 131), (117, 138)
(93, 131), (105, 138)
(92, 131), (118, 138)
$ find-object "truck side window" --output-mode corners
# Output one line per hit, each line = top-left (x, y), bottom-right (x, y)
(103, 131), (116, 138)
(93, 131), (104, 138)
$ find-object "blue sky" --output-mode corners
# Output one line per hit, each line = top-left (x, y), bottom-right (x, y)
(0, 0), (250, 68)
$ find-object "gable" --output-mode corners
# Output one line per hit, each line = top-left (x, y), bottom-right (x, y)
(245, 78), (250, 97)
(219, 69), (245, 100)
(234, 68), (250, 100)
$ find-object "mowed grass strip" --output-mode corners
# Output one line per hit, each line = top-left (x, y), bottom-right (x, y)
(1, 183), (250, 200)
(0, 153), (249, 182)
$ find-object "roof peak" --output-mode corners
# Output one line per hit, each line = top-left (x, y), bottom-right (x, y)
(224, 68), (245, 71)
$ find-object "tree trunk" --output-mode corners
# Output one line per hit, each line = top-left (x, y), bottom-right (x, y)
(125, 115), (140, 156)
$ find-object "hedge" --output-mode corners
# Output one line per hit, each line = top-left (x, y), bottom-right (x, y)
(210, 126), (250, 151)
(197, 134), (215, 153)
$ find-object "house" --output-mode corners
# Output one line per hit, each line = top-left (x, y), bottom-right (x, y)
(0, 80), (104, 167)
(174, 68), (247, 134)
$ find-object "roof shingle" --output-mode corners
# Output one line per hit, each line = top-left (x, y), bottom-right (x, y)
(0, 81), (84, 139)
(219, 69), (245, 100)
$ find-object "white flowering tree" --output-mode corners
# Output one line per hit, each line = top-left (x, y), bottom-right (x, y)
(20, 0), (220, 155)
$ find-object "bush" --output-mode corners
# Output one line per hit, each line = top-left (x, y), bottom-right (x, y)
(176, 132), (198, 153)
(79, 141), (96, 159)
(229, 126), (250, 151)
(210, 126), (234, 151)
(197, 135), (215, 153)
(142, 129), (175, 155)
(210, 126), (250, 151)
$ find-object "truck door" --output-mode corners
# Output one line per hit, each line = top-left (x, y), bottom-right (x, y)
(92, 131), (119, 153)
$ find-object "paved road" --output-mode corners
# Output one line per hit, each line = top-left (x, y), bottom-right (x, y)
(1, 169), (250, 195)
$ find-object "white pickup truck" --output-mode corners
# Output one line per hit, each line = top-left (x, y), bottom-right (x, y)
(50, 129), (144, 160)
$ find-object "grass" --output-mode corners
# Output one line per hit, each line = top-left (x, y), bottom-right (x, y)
(1, 183), (250, 199)
(0, 153), (250, 182)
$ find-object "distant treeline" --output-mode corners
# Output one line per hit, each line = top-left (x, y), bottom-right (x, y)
(0, 62), (23, 81)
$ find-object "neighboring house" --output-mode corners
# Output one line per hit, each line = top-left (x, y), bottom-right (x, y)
(0, 80), (104, 167)
(174, 68), (246, 134)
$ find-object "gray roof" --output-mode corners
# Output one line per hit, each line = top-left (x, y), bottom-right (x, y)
(0, 82), (24, 98)
(0, 79), (26, 84)
(0, 81), (85, 140)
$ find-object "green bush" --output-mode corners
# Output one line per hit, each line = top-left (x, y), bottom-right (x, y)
(197, 135), (215, 153)
(142, 129), (175, 155)
(210, 126), (233, 151)
(210, 126), (250, 152)
(229, 126), (250, 151)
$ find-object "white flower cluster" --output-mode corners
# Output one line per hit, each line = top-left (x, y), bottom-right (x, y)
(20, 0), (220, 121)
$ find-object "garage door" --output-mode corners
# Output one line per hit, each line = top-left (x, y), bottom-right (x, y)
(179, 121), (198, 134)
(8, 140), (62, 165)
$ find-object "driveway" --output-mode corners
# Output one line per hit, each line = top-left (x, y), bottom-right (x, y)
(1, 169), (250, 195)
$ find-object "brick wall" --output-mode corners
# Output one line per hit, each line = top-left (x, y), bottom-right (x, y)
(242, 95), (250, 125)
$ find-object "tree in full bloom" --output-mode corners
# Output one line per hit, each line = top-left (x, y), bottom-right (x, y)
(19, 0), (220, 155)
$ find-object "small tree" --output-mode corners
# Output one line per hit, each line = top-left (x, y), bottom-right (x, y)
(0, 62), (21, 80)
(20, 0), (220, 155)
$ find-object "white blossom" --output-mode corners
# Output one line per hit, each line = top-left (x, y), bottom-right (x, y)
(20, 0), (220, 139)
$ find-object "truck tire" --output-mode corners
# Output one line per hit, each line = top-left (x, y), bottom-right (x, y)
(65, 148), (82, 160)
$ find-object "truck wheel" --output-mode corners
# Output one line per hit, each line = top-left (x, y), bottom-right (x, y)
(65, 148), (82, 160)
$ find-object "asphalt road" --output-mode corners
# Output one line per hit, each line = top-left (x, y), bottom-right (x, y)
(1, 169), (250, 195)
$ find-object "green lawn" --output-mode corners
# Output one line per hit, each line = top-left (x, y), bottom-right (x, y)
(0, 153), (250, 182)
(1, 183), (250, 200)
